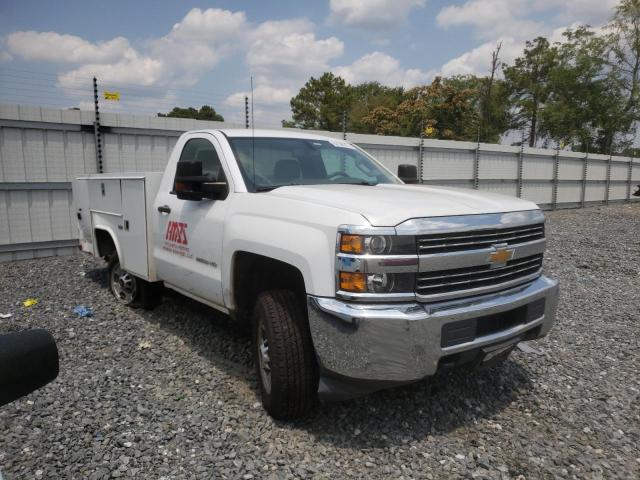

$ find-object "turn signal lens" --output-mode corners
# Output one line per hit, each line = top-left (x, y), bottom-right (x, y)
(339, 272), (367, 292)
(340, 234), (364, 254)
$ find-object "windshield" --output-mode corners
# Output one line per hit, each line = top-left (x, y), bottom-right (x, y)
(226, 137), (401, 192)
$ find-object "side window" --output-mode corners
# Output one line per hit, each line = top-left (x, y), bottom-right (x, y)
(176, 138), (226, 182)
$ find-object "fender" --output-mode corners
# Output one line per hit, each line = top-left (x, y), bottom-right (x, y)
(222, 216), (336, 310)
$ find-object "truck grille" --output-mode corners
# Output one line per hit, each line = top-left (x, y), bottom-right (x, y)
(417, 223), (545, 254)
(416, 253), (543, 298)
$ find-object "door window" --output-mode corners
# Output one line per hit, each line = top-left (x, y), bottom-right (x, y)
(176, 138), (226, 182)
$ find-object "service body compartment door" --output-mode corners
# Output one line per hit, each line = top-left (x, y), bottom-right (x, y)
(88, 179), (122, 214)
(120, 179), (149, 279)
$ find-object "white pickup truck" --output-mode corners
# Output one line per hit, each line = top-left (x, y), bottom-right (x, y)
(73, 129), (559, 419)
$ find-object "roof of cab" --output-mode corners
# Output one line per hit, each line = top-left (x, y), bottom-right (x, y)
(190, 128), (344, 141)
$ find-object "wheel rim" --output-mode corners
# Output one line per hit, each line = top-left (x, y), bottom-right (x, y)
(110, 263), (137, 304)
(257, 319), (272, 395)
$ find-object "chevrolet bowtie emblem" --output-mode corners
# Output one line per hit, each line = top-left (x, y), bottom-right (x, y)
(488, 246), (514, 267)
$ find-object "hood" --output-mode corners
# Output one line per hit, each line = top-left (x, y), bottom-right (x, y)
(266, 184), (539, 226)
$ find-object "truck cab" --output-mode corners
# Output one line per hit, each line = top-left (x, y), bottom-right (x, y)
(74, 129), (559, 419)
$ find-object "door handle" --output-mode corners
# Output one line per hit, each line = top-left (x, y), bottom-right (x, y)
(157, 205), (171, 214)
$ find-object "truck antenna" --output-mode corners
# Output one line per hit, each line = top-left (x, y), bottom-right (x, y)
(251, 76), (255, 190)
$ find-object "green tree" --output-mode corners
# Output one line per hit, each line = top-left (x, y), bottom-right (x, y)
(538, 27), (611, 151)
(606, 0), (640, 151)
(362, 76), (480, 140)
(348, 82), (404, 133)
(503, 37), (558, 147)
(289, 73), (352, 130)
(158, 105), (224, 121)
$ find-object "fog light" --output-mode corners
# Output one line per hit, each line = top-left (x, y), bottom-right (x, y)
(366, 273), (393, 293)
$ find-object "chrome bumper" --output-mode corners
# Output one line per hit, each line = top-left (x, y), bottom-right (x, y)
(307, 276), (559, 383)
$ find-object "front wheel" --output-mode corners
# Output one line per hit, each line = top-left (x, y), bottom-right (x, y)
(108, 256), (162, 309)
(252, 290), (318, 420)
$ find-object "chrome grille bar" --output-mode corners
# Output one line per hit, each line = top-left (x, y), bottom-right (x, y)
(417, 223), (545, 254)
(416, 254), (543, 297)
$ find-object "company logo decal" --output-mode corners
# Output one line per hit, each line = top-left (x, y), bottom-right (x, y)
(163, 220), (192, 258)
(165, 221), (188, 245)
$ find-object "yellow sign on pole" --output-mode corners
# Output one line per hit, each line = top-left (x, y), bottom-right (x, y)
(425, 126), (434, 135)
(103, 91), (120, 101)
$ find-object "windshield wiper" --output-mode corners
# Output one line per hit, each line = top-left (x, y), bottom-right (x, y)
(255, 183), (301, 192)
(334, 181), (378, 186)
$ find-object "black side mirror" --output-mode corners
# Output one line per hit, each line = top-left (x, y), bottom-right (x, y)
(0, 329), (59, 406)
(398, 164), (418, 184)
(174, 161), (228, 201)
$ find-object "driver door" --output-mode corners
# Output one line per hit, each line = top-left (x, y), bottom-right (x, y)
(154, 135), (230, 307)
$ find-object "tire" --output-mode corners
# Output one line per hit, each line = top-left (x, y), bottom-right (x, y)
(252, 290), (318, 420)
(107, 255), (162, 310)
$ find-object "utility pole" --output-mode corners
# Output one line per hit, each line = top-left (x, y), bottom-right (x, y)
(92, 77), (103, 173)
(244, 96), (249, 129)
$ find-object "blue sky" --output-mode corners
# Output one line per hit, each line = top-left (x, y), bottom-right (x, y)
(0, 0), (620, 126)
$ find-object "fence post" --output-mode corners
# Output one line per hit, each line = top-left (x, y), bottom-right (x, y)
(581, 151), (588, 208)
(552, 147), (560, 210)
(418, 122), (424, 184)
(517, 142), (524, 198)
(342, 111), (347, 141)
(92, 76), (103, 173)
(473, 141), (480, 189)
(605, 154), (612, 205)
(627, 158), (633, 202)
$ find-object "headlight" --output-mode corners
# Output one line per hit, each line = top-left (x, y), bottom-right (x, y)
(338, 234), (415, 255)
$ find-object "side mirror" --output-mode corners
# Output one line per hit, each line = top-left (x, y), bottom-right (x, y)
(0, 329), (59, 406)
(398, 164), (418, 184)
(174, 161), (228, 201)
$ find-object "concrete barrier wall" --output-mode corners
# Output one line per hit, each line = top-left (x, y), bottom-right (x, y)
(1, 104), (638, 261)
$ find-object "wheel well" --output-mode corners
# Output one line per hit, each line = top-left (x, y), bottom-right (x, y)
(94, 229), (117, 259)
(232, 251), (306, 326)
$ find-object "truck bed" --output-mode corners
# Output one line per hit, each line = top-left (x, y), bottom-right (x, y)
(72, 172), (163, 281)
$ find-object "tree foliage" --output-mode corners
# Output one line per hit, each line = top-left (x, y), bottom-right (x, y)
(158, 105), (224, 121)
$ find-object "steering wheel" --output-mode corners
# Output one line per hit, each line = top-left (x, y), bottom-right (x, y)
(328, 172), (352, 181)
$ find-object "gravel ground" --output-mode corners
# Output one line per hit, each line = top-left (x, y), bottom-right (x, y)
(1, 203), (639, 480)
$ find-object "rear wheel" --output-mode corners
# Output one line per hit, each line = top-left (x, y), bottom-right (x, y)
(107, 256), (162, 309)
(252, 290), (317, 420)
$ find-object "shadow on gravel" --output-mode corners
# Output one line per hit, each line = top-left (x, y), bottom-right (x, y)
(84, 267), (109, 289)
(87, 266), (534, 447)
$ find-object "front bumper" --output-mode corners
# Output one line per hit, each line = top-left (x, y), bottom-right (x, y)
(308, 276), (559, 392)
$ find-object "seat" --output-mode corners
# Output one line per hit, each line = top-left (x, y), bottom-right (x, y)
(273, 159), (301, 183)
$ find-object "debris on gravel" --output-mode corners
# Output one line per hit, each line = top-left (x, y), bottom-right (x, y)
(1, 203), (639, 479)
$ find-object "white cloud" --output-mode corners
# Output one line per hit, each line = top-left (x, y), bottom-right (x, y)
(225, 85), (294, 108)
(335, 51), (431, 87)
(224, 18), (344, 116)
(439, 38), (522, 76)
(329, 0), (426, 30)
(534, 0), (618, 25)
(437, 0), (542, 40)
(247, 19), (344, 82)
(6, 31), (132, 63)
(58, 53), (164, 88)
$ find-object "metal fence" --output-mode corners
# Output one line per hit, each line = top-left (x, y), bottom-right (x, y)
(1, 104), (639, 261)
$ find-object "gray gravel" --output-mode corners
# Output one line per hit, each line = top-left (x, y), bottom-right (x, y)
(1, 203), (639, 479)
